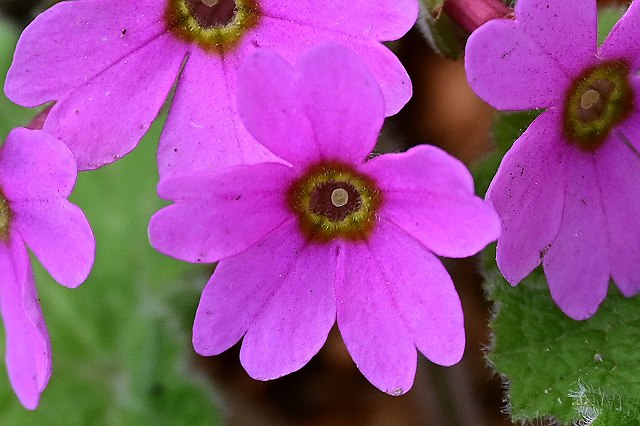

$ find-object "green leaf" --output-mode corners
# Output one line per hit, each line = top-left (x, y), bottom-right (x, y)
(571, 383), (640, 426)
(416, 0), (465, 59)
(485, 265), (640, 424)
(0, 24), (220, 424)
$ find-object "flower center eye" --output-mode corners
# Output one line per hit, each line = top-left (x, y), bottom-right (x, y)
(185, 0), (237, 28)
(0, 192), (11, 242)
(563, 60), (634, 150)
(309, 181), (362, 221)
(166, 0), (260, 52)
(288, 163), (382, 242)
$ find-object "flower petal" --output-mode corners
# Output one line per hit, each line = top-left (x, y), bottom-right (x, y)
(368, 145), (499, 259)
(0, 233), (51, 410)
(297, 43), (385, 165)
(5, 0), (168, 106)
(466, 20), (565, 110)
(379, 193), (499, 259)
(157, 49), (277, 179)
(371, 219), (465, 366)
(150, 163), (293, 263)
(513, 0), (597, 71)
(487, 111), (567, 285)
(0, 129), (76, 201)
(238, 43), (386, 168)
(237, 50), (320, 166)
(157, 162), (295, 201)
(542, 147), (609, 320)
(193, 221), (306, 356)
(595, 136), (640, 297)
(43, 34), (186, 170)
(12, 200), (95, 288)
(247, 16), (411, 116)
(362, 145), (474, 196)
(466, 0), (598, 110)
(335, 239), (416, 396)
(258, 0), (418, 41)
(240, 242), (337, 380)
(599, 0), (640, 69)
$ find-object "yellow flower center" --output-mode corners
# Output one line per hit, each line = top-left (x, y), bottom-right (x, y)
(166, 0), (260, 52)
(0, 192), (11, 242)
(563, 60), (634, 150)
(288, 162), (382, 242)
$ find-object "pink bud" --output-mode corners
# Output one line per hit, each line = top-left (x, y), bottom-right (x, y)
(444, 0), (513, 33)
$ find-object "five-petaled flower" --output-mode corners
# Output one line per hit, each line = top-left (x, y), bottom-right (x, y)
(5, 0), (418, 177)
(0, 128), (95, 409)
(466, 0), (640, 319)
(149, 44), (500, 394)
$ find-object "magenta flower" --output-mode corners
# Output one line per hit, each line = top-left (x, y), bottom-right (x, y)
(0, 128), (95, 409)
(5, 0), (418, 176)
(149, 44), (500, 394)
(466, 0), (640, 319)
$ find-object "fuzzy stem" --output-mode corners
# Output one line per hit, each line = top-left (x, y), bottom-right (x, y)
(26, 105), (53, 130)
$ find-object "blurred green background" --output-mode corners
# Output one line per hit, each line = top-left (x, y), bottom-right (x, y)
(0, 19), (221, 425)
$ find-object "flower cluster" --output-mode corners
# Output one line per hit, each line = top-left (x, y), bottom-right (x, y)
(0, 0), (503, 403)
(5, 0), (639, 413)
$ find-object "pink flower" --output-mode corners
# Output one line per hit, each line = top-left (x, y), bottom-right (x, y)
(149, 44), (500, 394)
(0, 128), (95, 409)
(466, 0), (640, 319)
(5, 0), (418, 175)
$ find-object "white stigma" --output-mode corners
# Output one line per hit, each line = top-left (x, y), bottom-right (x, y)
(580, 89), (600, 110)
(331, 188), (349, 208)
(201, 0), (219, 6)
